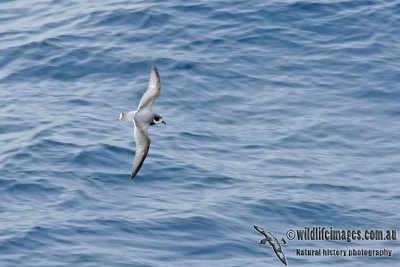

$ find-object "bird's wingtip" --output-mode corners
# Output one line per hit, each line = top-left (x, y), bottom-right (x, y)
(151, 64), (160, 77)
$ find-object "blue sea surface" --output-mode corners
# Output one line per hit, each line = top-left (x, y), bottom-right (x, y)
(1, 1), (399, 266)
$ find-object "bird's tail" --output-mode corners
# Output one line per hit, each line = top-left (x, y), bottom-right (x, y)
(119, 111), (135, 122)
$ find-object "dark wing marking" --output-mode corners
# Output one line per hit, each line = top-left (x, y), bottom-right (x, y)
(131, 124), (151, 178)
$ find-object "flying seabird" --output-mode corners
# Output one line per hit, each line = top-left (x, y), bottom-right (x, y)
(254, 225), (288, 265)
(119, 65), (166, 178)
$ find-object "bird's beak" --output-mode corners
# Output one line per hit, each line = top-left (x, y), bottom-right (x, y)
(162, 121), (166, 125)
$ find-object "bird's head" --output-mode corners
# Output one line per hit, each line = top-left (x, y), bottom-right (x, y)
(151, 114), (166, 126)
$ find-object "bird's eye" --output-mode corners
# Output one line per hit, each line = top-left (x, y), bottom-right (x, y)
(154, 117), (159, 121)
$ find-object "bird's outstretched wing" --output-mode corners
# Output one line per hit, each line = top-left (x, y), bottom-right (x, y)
(131, 124), (151, 178)
(274, 250), (288, 265)
(254, 225), (267, 237)
(138, 65), (161, 111)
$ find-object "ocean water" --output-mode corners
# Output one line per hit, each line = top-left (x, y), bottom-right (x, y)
(1, 0), (399, 266)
